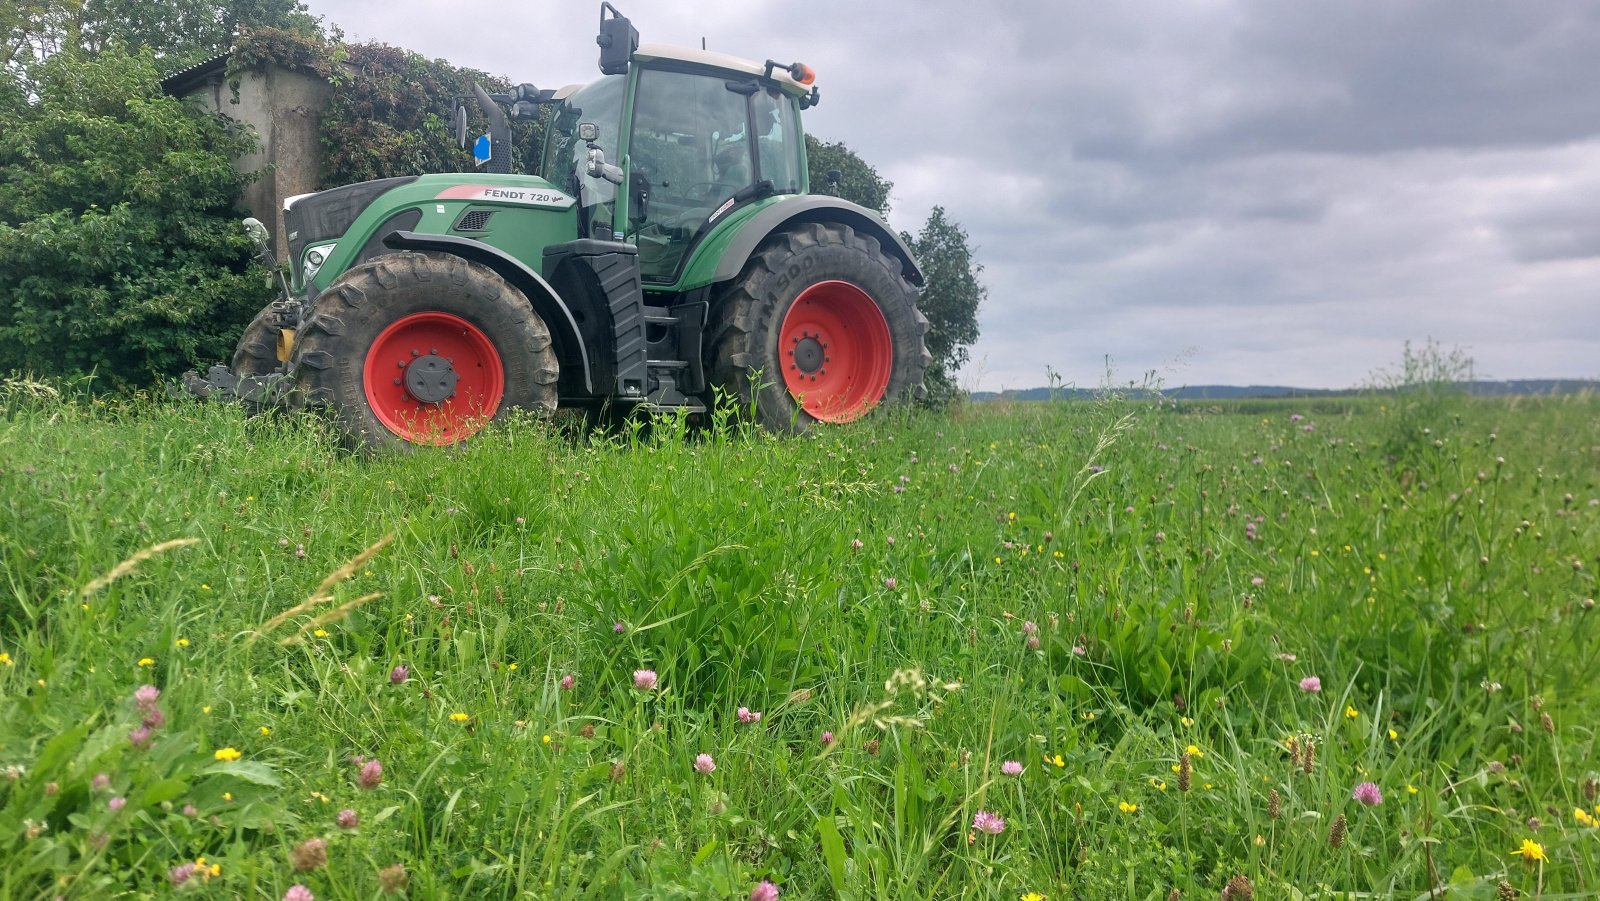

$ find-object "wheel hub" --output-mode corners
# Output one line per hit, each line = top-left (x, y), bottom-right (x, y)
(402, 351), (458, 404)
(791, 332), (827, 375)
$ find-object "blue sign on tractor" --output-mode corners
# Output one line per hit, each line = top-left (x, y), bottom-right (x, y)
(473, 134), (491, 166)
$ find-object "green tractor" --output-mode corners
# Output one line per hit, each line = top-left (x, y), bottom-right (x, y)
(196, 3), (929, 449)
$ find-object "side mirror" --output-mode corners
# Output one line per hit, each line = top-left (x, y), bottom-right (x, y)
(454, 103), (469, 149)
(596, 2), (638, 76)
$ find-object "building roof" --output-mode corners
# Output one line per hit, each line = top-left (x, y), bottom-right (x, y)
(160, 53), (230, 96)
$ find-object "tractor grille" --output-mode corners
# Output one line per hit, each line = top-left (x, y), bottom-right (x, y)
(455, 210), (496, 231)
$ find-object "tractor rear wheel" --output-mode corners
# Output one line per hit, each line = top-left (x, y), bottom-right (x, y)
(708, 222), (929, 431)
(290, 252), (558, 451)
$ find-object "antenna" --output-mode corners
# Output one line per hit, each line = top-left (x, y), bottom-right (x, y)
(701, 37), (706, 50)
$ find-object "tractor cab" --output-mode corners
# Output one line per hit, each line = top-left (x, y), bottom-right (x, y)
(541, 41), (817, 285)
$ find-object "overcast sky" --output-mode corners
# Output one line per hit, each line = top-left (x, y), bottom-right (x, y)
(304, 0), (1600, 391)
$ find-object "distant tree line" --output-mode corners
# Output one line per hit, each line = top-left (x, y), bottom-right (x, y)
(2, 3), (982, 401)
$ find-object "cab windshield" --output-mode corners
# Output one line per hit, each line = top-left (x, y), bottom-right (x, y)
(628, 67), (803, 282)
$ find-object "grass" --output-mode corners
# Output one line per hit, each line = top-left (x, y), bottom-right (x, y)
(0, 381), (1596, 899)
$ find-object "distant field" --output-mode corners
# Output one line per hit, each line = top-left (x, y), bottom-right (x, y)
(1, 386), (1596, 899)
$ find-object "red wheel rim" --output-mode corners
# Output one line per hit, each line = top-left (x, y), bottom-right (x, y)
(362, 312), (505, 444)
(777, 280), (893, 422)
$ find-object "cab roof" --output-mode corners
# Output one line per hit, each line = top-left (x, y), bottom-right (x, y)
(632, 43), (813, 96)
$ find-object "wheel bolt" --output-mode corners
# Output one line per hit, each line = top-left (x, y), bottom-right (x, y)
(393, 378), (402, 385)
(411, 349), (420, 357)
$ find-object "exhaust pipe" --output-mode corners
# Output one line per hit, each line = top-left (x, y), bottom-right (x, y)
(472, 82), (513, 175)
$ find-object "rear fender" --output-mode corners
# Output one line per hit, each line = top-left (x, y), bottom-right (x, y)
(380, 231), (594, 395)
(696, 196), (924, 289)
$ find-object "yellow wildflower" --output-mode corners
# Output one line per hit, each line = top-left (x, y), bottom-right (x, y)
(1511, 838), (1546, 863)
(1021, 893), (1046, 901)
(222, 792), (232, 801)
(213, 747), (241, 762)
(1345, 705), (1359, 719)
(449, 712), (469, 723)
(542, 734), (552, 745)
(137, 657), (155, 667)
(0, 652), (11, 666)
(1388, 728), (1398, 741)
(259, 726), (270, 736)
(313, 629), (328, 638)
(176, 638), (190, 647)
(1118, 801), (1138, 813)
(1185, 744), (1204, 758)
(1406, 785), (1418, 794)
(1052, 754), (1065, 768)
(201, 706), (211, 715)
(1575, 808), (1598, 828)
(1180, 716), (1194, 728)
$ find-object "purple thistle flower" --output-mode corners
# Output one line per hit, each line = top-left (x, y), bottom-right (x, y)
(613, 621), (627, 634)
(1001, 760), (1023, 777)
(357, 758), (383, 790)
(337, 808), (359, 829)
(284, 886), (314, 901)
(750, 880), (780, 901)
(633, 669), (658, 691)
(1299, 676), (1322, 693)
(1352, 781), (1383, 806)
(971, 809), (1005, 835)
(389, 665), (409, 685)
(694, 753), (716, 774)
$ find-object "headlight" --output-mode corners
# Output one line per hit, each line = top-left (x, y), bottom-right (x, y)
(307, 249), (325, 267)
(303, 245), (333, 285)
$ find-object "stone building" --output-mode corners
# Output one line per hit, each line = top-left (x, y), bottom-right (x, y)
(161, 56), (332, 260)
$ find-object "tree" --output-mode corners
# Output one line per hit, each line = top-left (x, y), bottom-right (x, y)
(0, 48), (271, 386)
(805, 134), (892, 215)
(903, 206), (984, 405)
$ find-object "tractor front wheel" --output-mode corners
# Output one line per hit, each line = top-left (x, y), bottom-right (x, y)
(709, 222), (929, 431)
(290, 252), (557, 451)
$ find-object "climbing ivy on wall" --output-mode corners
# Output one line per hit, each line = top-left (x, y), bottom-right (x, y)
(227, 28), (547, 190)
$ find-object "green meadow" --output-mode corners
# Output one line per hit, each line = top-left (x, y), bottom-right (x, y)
(1, 382), (1596, 900)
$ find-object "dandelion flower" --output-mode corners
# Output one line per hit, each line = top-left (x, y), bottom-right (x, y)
(971, 810), (1005, 835)
(633, 669), (658, 691)
(1298, 676), (1322, 693)
(694, 753), (716, 774)
(1021, 894), (1046, 901)
(213, 747), (241, 762)
(1352, 781), (1383, 806)
(449, 712), (469, 723)
(1511, 838), (1546, 863)
(137, 657), (155, 667)
(750, 880), (780, 901)
(1001, 760), (1023, 777)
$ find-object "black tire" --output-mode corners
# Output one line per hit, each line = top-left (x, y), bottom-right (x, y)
(708, 222), (929, 432)
(290, 252), (558, 451)
(230, 302), (292, 412)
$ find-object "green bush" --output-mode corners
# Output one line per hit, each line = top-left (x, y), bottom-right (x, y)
(0, 48), (272, 388)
